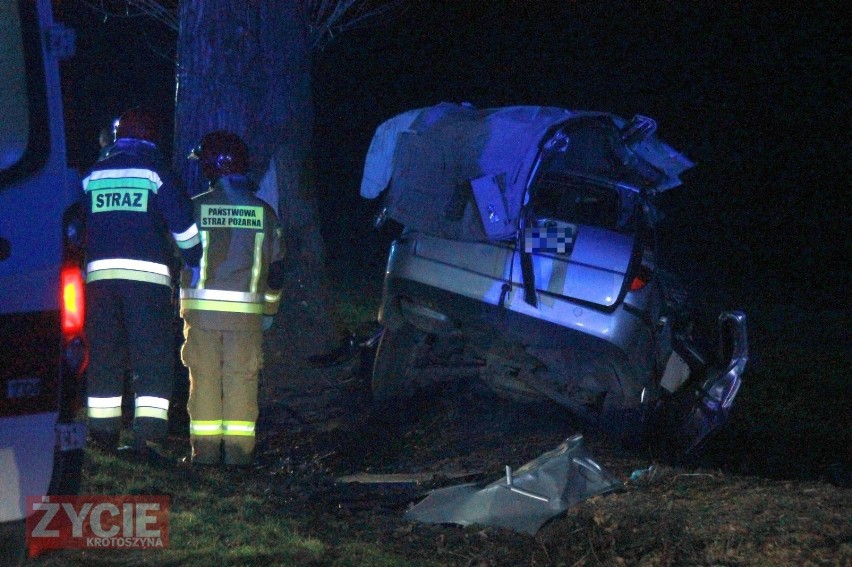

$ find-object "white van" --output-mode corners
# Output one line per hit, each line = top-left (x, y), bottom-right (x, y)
(0, 0), (87, 562)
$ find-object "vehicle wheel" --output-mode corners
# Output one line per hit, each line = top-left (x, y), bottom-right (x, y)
(520, 345), (648, 446)
(370, 323), (425, 403)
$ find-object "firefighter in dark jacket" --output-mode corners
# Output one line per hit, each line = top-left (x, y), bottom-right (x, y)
(82, 108), (202, 461)
(180, 131), (286, 467)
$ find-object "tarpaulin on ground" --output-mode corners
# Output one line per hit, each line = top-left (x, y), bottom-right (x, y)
(403, 434), (623, 535)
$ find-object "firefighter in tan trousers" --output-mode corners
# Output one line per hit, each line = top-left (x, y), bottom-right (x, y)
(179, 131), (286, 466)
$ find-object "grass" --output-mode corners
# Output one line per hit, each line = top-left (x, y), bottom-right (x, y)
(327, 265), (383, 337)
(330, 290), (380, 336)
(28, 444), (429, 567)
(26, 289), (851, 566)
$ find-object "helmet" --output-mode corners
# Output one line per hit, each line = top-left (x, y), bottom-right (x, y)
(113, 108), (160, 144)
(188, 130), (249, 182)
(99, 125), (114, 148)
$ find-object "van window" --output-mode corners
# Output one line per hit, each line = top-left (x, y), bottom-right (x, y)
(0, 2), (29, 172)
(531, 173), (630, 232)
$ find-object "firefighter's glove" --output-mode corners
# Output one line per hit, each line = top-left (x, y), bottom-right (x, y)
(263, 316), (275, 331)
(189, 266), (201, 288)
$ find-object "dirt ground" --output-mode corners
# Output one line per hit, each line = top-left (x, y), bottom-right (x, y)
(243, 306), (851, 566)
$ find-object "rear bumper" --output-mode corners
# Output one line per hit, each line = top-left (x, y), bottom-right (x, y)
(0, 414), (86, 524)
(379, 238), (656, 360)
(0, 413), (58, 523)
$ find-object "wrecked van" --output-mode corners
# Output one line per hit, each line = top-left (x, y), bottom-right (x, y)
(360, 103), (748, 455)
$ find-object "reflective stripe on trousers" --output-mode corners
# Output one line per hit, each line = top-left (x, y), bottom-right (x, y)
(189, 420), (255, 437)
(135, 395), (169, 421)
(88, 396), (123, 419)
(222, 420), (255, 437)
(90, 396), (169, 421)
(190, 420), (223, 436)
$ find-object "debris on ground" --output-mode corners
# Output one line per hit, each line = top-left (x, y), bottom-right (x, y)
(404, 434), (622, 534)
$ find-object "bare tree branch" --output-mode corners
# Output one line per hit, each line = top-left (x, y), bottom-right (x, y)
(76, 0), (405, 52)
(308, 0), (406, 50)
(77, 0), (179, 31)
(133, 0), (179, 30)
(75, 0), (178, 63)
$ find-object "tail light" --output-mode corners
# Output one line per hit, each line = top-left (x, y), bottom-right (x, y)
(60, 203), (88, 416)
(60, 263), (88, 379)
(61, 265), (85, 336)
(630, 262), (653, 291)
(628, 239), (656, 292)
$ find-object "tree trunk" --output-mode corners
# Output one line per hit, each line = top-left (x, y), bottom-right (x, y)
(173, 0), (340, 353)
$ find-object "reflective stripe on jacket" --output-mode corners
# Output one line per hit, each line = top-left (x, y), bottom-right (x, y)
(86, 258), (172, 287)
(180, 175), (285, 330)
(180, 288), (265, 314)
(81, 139), (202, 283)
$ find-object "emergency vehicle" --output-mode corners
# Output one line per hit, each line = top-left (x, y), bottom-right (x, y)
(0, 0), (87, 561)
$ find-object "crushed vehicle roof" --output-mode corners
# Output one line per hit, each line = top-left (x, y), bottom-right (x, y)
(361, 103), (694, 241)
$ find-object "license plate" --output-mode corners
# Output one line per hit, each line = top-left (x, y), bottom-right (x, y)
(56, 421), (87, 451)
(7, 377), (41, 399)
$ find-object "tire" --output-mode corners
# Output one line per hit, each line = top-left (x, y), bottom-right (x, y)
(515, 344), (648, 446)
(370, 323), (425, 403)
(580, 354), (648, 448)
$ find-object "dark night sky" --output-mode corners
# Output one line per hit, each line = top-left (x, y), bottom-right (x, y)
(313, 1), (849, 311)
(57, 1), (849, 312)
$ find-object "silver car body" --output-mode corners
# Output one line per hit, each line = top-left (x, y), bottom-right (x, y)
(362, 103), (747, 452)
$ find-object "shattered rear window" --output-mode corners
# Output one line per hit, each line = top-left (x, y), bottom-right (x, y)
(530, 173), (633, 232)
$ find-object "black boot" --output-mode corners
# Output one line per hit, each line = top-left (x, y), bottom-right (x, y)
(88, 430), (120, 453)
(117, 438), (171, 467)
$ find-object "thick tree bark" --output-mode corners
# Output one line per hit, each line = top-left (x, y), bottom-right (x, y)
(173, 0), (340, 352)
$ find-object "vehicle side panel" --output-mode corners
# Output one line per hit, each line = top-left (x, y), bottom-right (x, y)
(0, 0), (83, 531)
(386, 235), (654, 357)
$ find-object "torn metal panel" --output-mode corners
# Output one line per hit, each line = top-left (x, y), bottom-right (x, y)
(672, 311), (749, 456)
(360, 103), (694, 242)
(403, 434), (622, 535)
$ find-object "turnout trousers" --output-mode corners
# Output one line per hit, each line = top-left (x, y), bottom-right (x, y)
(85, 279), (175, 443)
(180, 321), (263, 466)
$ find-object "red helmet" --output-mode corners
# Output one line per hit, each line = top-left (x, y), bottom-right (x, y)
(113, 108), (160, 144)
(188, 130), (249, 182)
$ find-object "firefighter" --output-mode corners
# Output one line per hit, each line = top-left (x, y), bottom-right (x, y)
(180, 131), (286, 467)
(82, 107), (202, 461)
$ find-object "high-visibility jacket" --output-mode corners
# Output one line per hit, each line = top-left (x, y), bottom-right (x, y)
(82, 138), (201, 441)
(180, 174), (286, 330)
(82, 138), (202, 284)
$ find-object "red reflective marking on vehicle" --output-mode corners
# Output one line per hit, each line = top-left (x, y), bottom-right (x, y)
(61, 265), (84, 335)
(629, 275), (647, 291)
(630, 262), (653, 291)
